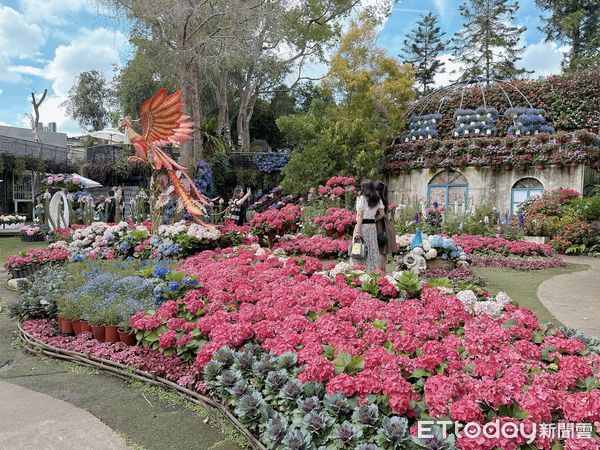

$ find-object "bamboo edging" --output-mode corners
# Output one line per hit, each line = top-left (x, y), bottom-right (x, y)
(18, 322), (266, 450)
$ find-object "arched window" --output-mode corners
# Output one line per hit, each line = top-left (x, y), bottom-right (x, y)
(427, 170), (468, 207)
(511, 178), (544, 212)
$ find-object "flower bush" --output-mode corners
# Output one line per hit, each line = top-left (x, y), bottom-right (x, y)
(48, 221), (243, 262)
(314, 208), (355, 234)
(118, 247), (600, 449)
(5, 247), (70, 270)
(22, 320), (197, 386)
(317, 177), (356, 198)
(519, 189), (600, 254)
(41, 173), (83, 192)
(20, 225), (43, 237)
(249, 204), (302, 235)
(54, 260), (197, 327)
(0, 214), (26, 225)
(252, 151), (291, 173)
(13, 238), (600, 449)
(451, 234), (553, 257)
(383, 131), (599, 174)
(471, 254), (566, 270)
(8, 266), (68, 320)
(273, 236), (349, 258)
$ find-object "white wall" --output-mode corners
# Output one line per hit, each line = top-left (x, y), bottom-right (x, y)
(386, 164), (587, 213)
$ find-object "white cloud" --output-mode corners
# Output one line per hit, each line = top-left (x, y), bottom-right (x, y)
(521, 39), (569, 77)
(20, 0), (92, 25)
(433, 53), (463, 87)
(0, 6), (45, 58)
(0, 55), (23, 82)
(0, 89), (3, 95)
(8, 65), (46, 77)
(45, 27), (127, 96)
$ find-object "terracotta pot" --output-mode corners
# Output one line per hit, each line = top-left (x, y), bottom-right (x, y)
(118, 330), (136, 346)
(278, 228), (285, 237)
(290, 223), (298, 232)
(91, 325), (105, 342)
(104, 326), (119, 343)
(57, 315), (63, 331)
(80, 320), (92, 333)
(71, 319), (82, 335)
(61, 318), (74, 335)
(337, 230), (345, 238)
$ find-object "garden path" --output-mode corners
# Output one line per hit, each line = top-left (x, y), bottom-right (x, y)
(0, 271), (243, 450)
(0, 379), (129, 449)
(538, 256), (600, 338)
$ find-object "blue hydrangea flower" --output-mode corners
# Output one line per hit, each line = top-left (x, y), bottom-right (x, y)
(167, 281), (181, 292)
(182, 277), (197, 286)
(153, 266), (170, 278)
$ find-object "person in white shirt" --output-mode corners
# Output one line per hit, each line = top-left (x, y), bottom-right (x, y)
(351, 180), (385, 271)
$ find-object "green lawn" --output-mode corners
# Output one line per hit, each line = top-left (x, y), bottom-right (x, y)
(0, 236), (47, 266)
(473, 263), (589, 326)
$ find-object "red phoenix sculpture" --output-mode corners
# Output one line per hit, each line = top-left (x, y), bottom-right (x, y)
(121, 89), (209, 225)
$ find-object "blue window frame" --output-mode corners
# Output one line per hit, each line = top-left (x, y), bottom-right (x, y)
(427, 170), (468, 207)
(511, 178), (544, 213)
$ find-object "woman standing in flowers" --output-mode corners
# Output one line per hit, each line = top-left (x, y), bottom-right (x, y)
(374, 181), (397, 270)
(229, 186), (251, 226)
(351, 180), (384, 271)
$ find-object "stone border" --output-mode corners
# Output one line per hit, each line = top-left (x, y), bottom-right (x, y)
(18, 322), (266, 450)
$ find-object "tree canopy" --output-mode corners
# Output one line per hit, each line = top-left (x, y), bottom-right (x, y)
(279, 13), (414, 195)
(62, 70), (111, 132)
(452, 0), (530, 80)
(401, 12), (446, 94)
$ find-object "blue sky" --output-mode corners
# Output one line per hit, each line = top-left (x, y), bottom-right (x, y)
(0, 0), (567, 135)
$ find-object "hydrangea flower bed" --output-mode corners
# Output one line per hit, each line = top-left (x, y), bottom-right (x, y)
(272, 236), (350, 259)
(451, 235), (552, 257)
(471, 254), (566, 270)
(5, 247), (71, 270)
(121, 247), (600, 449)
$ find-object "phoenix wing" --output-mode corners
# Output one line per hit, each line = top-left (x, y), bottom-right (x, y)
(139, 89), (194, 147)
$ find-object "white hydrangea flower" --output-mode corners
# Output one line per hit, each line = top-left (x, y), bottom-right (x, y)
(495, 292), (512, 306)
(456, 290), (477, 307)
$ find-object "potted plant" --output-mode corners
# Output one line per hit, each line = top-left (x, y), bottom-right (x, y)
(88, 309), (106, 342)
(118, 323), (136, 346)
(102, 304), (120, 343)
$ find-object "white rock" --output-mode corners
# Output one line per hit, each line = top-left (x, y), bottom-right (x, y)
(424, 248), (437, 260)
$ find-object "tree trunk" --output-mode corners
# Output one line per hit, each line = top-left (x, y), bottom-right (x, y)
(190, 63), (204, 164)
(215, 67), (232, 146)
(177, 27), (194, 172)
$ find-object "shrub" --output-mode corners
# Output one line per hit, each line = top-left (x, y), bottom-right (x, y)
(9, 266), (68, 320)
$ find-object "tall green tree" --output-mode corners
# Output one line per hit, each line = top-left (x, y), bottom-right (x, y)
(452, 0), (529, 80)
(535, 0), (600, 71)
(62, 70), (111, 131)
(113, 24), (178, 121)
(278, 13), (414, 195)
(401, 12), (446, 94)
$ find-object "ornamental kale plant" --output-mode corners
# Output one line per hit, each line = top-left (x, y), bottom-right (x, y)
(9, 266), (69, 320)
(202, 346), (452, 449)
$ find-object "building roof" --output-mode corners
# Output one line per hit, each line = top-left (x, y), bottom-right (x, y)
(0, 125), (68, 149)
